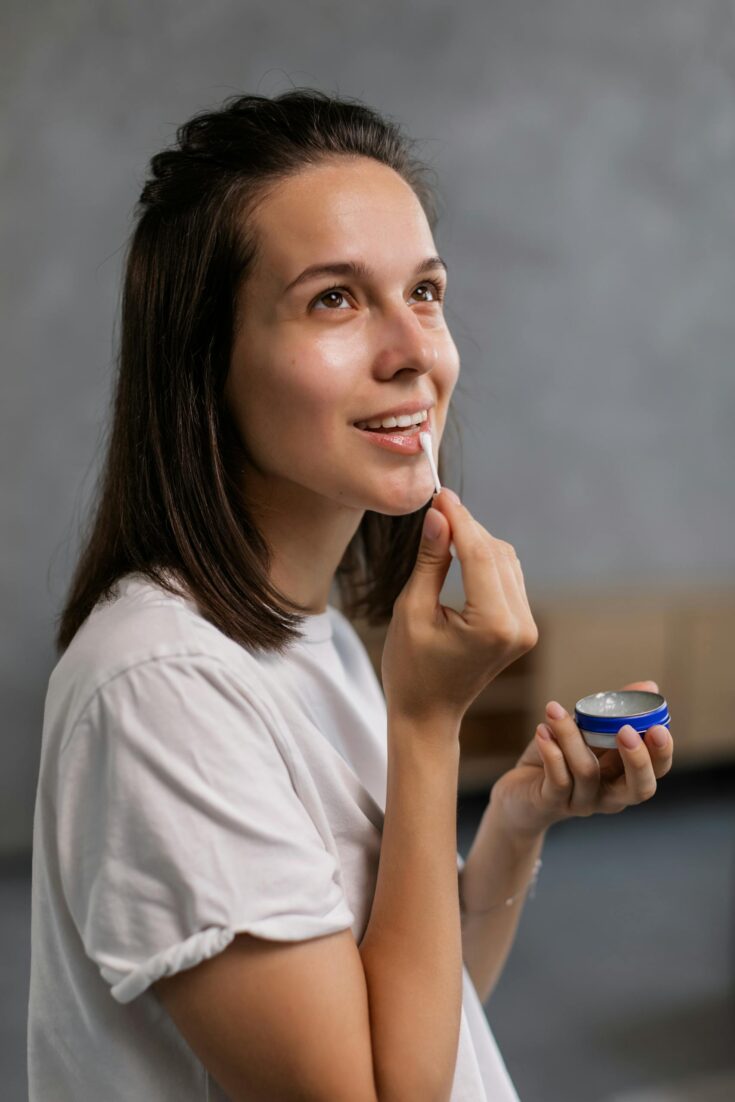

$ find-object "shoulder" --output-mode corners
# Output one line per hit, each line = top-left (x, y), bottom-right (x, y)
(46, 572), (267, 744)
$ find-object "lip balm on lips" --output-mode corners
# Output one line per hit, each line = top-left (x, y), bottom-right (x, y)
(574, 690), (671, 750)
(419, 431), (457, 558)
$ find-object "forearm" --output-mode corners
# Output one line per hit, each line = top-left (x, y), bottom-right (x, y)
(359, 714), (463, 1102)
(459, 797), (547, 1005)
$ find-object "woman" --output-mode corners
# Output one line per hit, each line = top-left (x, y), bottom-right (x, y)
(28, 89), (674, 1101)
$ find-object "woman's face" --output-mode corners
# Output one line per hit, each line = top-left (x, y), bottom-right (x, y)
(226, 155), (460, 519)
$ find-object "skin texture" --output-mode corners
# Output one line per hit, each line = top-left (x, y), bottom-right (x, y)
(224, 155), (459, 614)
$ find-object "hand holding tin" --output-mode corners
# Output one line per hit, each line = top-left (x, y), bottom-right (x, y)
(488, 680), (674, 838)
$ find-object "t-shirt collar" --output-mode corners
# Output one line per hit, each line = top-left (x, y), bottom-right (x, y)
(294, 607), (333, 643)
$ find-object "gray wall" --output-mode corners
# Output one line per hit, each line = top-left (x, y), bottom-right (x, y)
(3, 0), (734, 854)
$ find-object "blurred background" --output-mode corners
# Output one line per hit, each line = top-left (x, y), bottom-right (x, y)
(3, 1), (735, 1099)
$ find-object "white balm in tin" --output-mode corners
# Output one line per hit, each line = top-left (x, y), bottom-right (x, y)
(574, 690), (671, 750)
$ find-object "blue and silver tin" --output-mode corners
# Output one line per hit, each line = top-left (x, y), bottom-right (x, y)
(574, 690), (671, 750)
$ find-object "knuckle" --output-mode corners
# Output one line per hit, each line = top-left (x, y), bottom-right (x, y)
(503, 620), (525, 646)
(577, 761), (599, 783)
(475, 613), (514, 642)
(639, 780), (658, 801)
(483, 623), (515, 648)
(467, 538), (492, 561)
(574, 804), (596, 818)
(494, 538), (517, 558)
(547, 789), (568, 810)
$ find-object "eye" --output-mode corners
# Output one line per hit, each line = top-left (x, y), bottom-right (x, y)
(311, 279), (446, 312)
(411, 279), (445, 304)
(312, 285), (352, 311)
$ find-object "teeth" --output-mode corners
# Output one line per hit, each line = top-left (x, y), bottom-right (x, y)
(355, 409), (429, 431)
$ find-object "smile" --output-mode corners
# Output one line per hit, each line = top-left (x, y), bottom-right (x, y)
(352, 411), (431, 455)
(354, 409), (429, 432)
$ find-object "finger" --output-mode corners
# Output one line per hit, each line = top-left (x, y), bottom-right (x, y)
(489, 540), (534, 630)
(451, 506), (534, 640)
(588, 723), (672, 788)
(407, 507), (455, 612)
(590, 681), (663, 781)
(432, 492), (512, 624)
(581, 679), (661, 777)
(599, 725), (658, 812)
(535, 724), (573, 807)
(543, 701), (601, 813)
(643, 725), (674, 779)
(596, 747), (626, 784)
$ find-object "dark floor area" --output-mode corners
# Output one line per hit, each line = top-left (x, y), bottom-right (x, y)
(457, 762), (735, 1101)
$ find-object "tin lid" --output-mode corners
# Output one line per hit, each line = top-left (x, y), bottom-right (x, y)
(574, 690), (669, 734)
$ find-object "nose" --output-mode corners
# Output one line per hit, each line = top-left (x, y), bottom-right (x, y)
(372, 305), (438, 377)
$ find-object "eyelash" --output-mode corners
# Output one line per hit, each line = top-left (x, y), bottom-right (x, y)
(311, 278), (446, 311)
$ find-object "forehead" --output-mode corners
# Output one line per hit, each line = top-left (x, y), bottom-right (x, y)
(249, 157), (434, 280)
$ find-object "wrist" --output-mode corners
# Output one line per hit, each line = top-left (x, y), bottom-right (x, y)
(486, 786), (551, 853)
(459, 797), (547, 919)
(387, 708), (463, 752)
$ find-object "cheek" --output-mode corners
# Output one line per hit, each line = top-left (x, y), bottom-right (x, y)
(440, 331), (461, 382)
(279, 332), (360, 427)
(288, 385), (350, 461)
(249, 355), (352, 463)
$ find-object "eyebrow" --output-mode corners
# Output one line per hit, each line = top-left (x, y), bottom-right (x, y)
(282, 255), (448, 296)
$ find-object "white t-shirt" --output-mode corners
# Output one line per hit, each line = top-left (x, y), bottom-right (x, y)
(28, 571), (520, 1101)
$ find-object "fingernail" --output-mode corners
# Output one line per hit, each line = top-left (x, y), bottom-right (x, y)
(537, 723), (553, 740)
(546, 700), (567, 720)
(423, 508), (442, 541)
(650, 727), (669, 748)
(441, 488), (461, 504)
(618, 725), (640, 749)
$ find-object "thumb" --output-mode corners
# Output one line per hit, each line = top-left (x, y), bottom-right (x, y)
(407, 501), (452, 600)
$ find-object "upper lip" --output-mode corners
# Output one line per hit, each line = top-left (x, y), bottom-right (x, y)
(353, 399), (435, 424)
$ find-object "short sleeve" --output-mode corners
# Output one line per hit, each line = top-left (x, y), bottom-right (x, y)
(56, 655), (356, 1004)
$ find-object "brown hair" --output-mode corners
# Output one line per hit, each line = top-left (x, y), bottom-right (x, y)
(55, 88), (464, 657)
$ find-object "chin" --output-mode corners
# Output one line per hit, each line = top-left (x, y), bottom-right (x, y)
(371, 485), (435, 516)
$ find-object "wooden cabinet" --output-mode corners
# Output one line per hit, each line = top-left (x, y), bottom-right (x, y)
(679, 592), (735, 762)
(530, 585), (735, 770)
(352, 585), (735, 794)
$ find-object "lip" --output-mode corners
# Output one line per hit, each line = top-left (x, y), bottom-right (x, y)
(352, 398), (435, 425)
(353, 416), (432, 455)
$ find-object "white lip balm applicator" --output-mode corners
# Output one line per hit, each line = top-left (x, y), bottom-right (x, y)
(419, 431), (457, 558)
